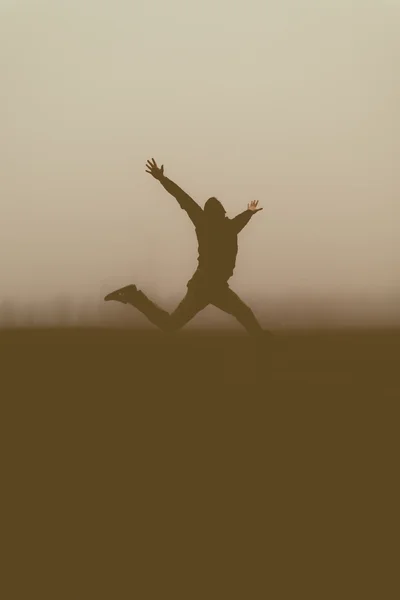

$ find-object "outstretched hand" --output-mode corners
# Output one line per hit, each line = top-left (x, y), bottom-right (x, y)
(145, 158), (164, 180)
(248, 200), (263, 213)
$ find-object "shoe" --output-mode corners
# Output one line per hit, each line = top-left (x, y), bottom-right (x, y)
(104, 284), (138, 304)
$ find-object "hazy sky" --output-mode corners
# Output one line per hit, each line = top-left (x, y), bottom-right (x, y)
(1, 1), (399, 323)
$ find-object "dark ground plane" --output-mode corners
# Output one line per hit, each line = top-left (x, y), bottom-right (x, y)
(1, 327), (398, 396)
(1, 327), (399, 598)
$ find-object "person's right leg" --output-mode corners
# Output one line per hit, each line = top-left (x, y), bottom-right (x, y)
(167, 288), (209, 332)
(105, 284), (208, 332)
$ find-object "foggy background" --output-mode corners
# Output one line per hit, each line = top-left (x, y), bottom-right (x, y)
(1, 1), (399, 330)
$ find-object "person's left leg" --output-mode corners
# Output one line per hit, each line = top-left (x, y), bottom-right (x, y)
(210, 286), (264, 336)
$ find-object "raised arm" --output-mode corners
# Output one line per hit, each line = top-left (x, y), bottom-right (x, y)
(231, 200), (263, 233)
(145, 158), (202, 226)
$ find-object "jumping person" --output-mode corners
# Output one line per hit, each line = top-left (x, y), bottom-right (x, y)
(104, 158), (266, 336)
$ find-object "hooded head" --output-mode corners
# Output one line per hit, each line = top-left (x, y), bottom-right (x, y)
(204, 197), (226, 221)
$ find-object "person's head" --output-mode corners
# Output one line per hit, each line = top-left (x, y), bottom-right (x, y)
(204, 197), (226, 221)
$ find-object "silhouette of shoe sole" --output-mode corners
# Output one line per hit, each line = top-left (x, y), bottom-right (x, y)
(104, 284), (138, 304)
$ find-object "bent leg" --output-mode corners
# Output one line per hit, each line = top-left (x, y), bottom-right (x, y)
(168, 288), (209, 332)
(126, 290), (170, 331)
(127, 287), (208, 332)
(210, 287), (264, 336)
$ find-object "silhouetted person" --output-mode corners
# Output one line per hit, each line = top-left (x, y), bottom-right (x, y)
(104, 158), (266, 336)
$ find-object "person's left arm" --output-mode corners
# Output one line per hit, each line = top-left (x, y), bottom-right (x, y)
(231, 200), (263, 233)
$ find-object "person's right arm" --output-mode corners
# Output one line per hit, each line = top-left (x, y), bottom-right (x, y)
(145, 158), (202, 226)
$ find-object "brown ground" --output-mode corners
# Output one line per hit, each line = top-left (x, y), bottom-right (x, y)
(2, 327), (398, 598)
(1, 326), (398, 395)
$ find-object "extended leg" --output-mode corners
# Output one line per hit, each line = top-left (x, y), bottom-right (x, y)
(105, 284), (208, 332)
(166, 288), (209, 332)
(210, 287), (264, 336)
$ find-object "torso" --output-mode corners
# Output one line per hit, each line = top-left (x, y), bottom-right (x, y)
(192, 218), (238, 285)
